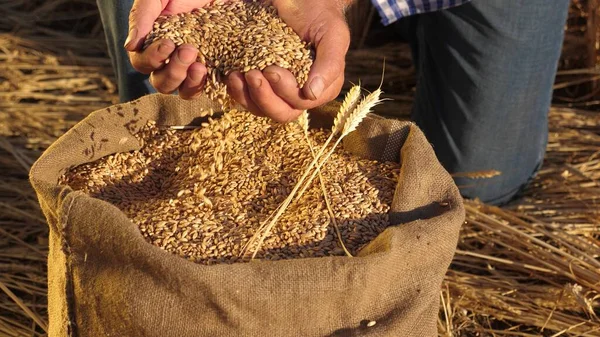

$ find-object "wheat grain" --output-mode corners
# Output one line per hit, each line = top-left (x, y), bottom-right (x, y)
(60, 110), (399, 265)
(144, 1), (314, 108)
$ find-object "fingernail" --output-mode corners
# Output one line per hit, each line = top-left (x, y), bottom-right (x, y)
(178, 47), (197, 64)
(124, 28), (137, 50)
(158, 42), (175, 57)
(308, 76), (324, 101)
(248, 77), (262, 89)
(264, 71), (280, 84)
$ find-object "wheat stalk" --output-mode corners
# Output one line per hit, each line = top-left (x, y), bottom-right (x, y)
(293, 65), (386, 201)
(451, 170), (502, 179)
(243, 65), (387, 259)
(294, 88), (383, 202)
(244, 88), (383, 259)
(298, 110), (352, 257)
(240, 87), (366, 258)
(290, 87), (361, 203)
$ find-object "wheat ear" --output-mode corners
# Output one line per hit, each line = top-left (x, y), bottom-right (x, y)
(241, 88), (367, 258)
(298, 110), (352, 257)
(333, 85), (362, 134)
(243, 84), (383, 259)
(246, 89), (383, 259)
(295, 88), (384, 206)
(292, 86), (362, 202)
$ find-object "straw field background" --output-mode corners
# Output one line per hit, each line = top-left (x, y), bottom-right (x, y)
(1, 0), (599, 336)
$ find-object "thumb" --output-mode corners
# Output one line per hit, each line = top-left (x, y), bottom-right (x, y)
(125, 0), (167, 52)
(303, 17), (350, 101)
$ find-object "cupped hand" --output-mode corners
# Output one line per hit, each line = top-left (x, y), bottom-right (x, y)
(227, 0), (350, 122)
(124, 0), (214, 99)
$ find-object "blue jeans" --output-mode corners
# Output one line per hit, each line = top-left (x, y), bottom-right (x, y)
(97, 0), (156, 102)
(395, 0), (569, 205)
(97, 0), (569, 205)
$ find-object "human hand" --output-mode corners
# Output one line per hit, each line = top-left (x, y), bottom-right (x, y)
(124, 0), (215, 99)
(226, 0), (351, 122)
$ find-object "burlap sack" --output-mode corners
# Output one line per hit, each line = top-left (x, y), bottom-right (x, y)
(30, 93), (464, 337)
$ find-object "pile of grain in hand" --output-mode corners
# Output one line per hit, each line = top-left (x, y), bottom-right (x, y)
(144, 1), (313, 106)
(60, 111), (400, 265)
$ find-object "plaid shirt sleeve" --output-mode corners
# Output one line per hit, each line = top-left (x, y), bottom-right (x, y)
(371, 0), (471, 25)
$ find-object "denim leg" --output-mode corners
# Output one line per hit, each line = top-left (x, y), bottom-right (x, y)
(97, 0), (156, 102)
(406, 0), (569, 205)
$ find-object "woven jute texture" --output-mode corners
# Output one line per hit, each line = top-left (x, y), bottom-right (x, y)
(30, 93), (464, 337)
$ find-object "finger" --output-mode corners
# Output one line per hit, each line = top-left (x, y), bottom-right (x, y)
(149, 45), (198, 94)
(245, 70), (302, 123)
(129, 39), (175, 74)
(226, 71), (264, 117)
(263, 66), (344, 108)
(304, 17), (350, 101)
(125, 0), (166, 51)
(263, 67), (312, 109)
(179, 62), (207, 100)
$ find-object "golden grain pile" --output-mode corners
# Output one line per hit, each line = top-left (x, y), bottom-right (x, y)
(60, 110), (399, 265)
(144, 1), (313, 105)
